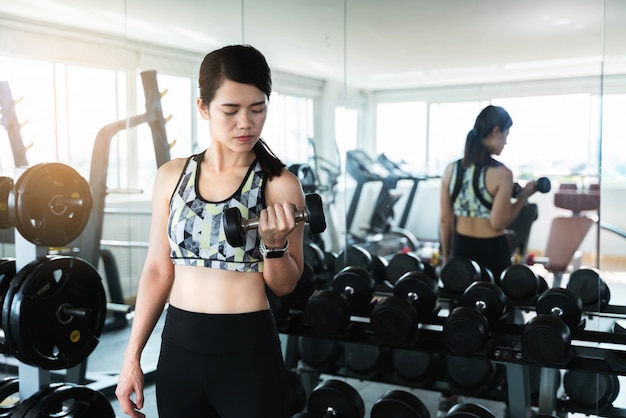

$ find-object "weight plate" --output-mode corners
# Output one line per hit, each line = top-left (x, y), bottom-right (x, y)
(7, 256), (106, 370)
(444, 307), (489, 353)
(0, 376), (19, 418)
(345, 343), (383, 375)
(0, 258), (16, 332)
(308, 379), (365, 418)
(334, 245), (372, 274)
(11, 163), (92, 247)
(370, 296), (418, 344)
(521, 314), (571, 364)
(563, 370), (619, 410)
(386, 252), (424, 285)
(394, 271), (439, 317)
(500, 264), (539, 300)
(222, 207), (245, 247)
(333, 266), (375, 313)
(25, 384), (114, 418)
(10, 382), (66, 418)
(0, 177), (13, 229)
(297, 336), (342, 369)
(371, 389), (430, 418)
(461, 281), (506, 324)
(536, 288), (583, 329)
(446, 402), (496, 418)
(304, 193), (326, 234)
(440, 256), (482, 294)
(566, 268), (610, 309)
(304, 289), (350, 336)
(303, 242), (325, 273)
(446, 356), (495, 390)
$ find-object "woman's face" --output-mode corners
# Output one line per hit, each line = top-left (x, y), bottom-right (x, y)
(485, 126), (510, 155)
(198, 79), (268, 152)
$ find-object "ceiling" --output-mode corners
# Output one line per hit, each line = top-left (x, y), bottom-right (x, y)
(1, 0), (625, 90)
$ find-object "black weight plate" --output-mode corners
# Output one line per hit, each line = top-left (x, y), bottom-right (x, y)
(394, 271), (439, 317)
(11, 383), (66, 418)
(308, 379), (365, 418)
(563, 370), (619, 410)
(2, 256), (41, 360)
(461, 281), (506, 324)
(536, 288), (583, 328)
(392, 349), (437, 382)
(386, 252), (424, 285)
(304, 193), (326, 233)
(500, 264), (539, 300)
(446, 356), (495, 389)
(521, 314), (571, 364)
(370, 296), (417, 344)
(304, 289), (350, 336)
(371, 389), (430, 418)
(222, 207), (245, 247)
(303, 242), (325, 273)
(444, 307), (489, 353)
(0, 177), (13, 229)
(0, 376), (19, 418)
(333, 266), (375, 312)
(334, 245), (372, 274)
(440, 257), (482, 294)
(345, 342), (382, 374)
(371, 254), (389, 285)
(25, 384), (114, 418)
(0, 258), (16, 326)
(446, 403), (496, 418)
(12, 163), (92, 247)
(297, 336), (342, 369)
(567, 268), (610, 309)
(8, 255), (106, 370)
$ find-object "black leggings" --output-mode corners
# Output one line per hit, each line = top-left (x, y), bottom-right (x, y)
(156, 306), (291, 418)
(451, 232), (511, 282)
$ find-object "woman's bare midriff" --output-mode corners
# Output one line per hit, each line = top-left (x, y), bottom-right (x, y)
(456, 216), (505, 238)
(168, 264), (270, 314)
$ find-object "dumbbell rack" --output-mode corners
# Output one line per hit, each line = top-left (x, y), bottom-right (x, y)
(280, 287), (626, 418)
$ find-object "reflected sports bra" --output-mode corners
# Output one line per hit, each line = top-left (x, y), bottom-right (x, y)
(168, 152), (265, 272)
(449, 159), (494, 219)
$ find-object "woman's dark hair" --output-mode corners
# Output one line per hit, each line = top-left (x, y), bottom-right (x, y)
(199, 44), (284, 178)
(463, 105), (512, 167)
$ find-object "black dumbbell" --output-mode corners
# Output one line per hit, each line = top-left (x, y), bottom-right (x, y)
(499, 264), (548, 304)
(563, 370), (620, 413)
(446, 403), (496, 418)
(303, 266), (375, 336)
(334, 244), (388, 286)
(370, 389), (430, 418)
(306, 379), (365, 418)
(439, 256), (493, 296)
(222, 193), (326, 247)
(512, 176), (551, 197)
(385, 251), (437, 286)
(566, 268), (611, 311)
(444, 281), (507, 353)
(370, 271), (439, 344)
(521, 287), (583, 364)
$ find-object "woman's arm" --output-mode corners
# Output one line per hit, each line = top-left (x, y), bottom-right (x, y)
(260, 169), (306, 296)
(488, 165), (536, 230)
(439, 163), (454, 263)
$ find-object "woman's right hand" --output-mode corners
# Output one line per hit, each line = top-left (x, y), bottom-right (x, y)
(115, 361), (146, 417)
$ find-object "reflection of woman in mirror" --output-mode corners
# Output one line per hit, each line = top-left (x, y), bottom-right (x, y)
(440, 104), (537, 281)
(115, 44), (305, 418)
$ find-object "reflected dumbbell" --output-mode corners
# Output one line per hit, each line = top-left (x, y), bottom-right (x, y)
(370, 271), (439, 344)
(334, 244), (389, 286)
(499, 264), (548, 304)
(512, 176), (551, 197)
(445, 403), (496, 418)
(222, 193), (326, 247)
(371, 389), (431, 418)
(385, 251), (437, 286)
(444, 281), (507, 353)
(563, 370), (619, 414)
(566, 268), (611, 311)
(440, 256), (493, 296)
(304, 266), (375, 336)
(522, 287), (583, 364)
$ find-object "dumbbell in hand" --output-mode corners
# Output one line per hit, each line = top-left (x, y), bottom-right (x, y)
(222, 193), (326, 247)
(512, 177), (551, 198)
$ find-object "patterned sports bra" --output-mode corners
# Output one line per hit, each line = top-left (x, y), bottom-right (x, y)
(449, 160), (494, 219)
(167, 151), (265, 272)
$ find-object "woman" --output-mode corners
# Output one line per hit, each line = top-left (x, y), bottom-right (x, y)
(115, 44), (305, 418)
(439, 104), (537, 281)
